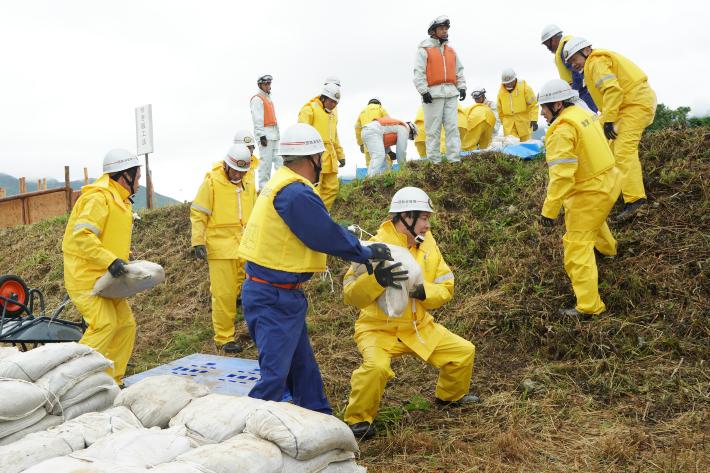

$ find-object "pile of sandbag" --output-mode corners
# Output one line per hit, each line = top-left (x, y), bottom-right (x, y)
(0, 343), (119, 445)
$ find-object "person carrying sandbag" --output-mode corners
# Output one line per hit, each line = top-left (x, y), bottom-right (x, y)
(342, 187), (479, 440)
(61, 149), (141, 385)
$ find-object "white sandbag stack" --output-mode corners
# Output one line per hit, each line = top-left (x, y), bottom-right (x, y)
(175, 432), (284, 473)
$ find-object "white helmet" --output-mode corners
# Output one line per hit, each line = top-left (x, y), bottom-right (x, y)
(277, 123), (326, 158)
(540, 24), (563, 44)
(224, 144), (252, 172)
(103, 149), (141, 174)
(321, 83), (341, 102)
(563, 37), (592, 62)
(257, 74), (273, 84)
(428, 15), (450, 34)
(501, 68), (517, 84)
(233, 129), (255, 146)
(537, 79), (579, 105)
(406, 122), (418, 140)
(389, 187), (434, 213)
(324, 76), (341, 86)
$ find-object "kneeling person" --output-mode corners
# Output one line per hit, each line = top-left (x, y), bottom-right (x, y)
(343, 187), (478, 439)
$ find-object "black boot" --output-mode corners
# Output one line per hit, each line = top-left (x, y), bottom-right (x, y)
(435, 392), (481, 407)
(614, 198), (647, 222)
(217, 341), (242, 354)
(349, 422), (376, 440)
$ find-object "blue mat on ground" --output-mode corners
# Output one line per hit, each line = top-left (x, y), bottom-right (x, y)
(124, 353), (277, 398)
(501, 142), (544, 160)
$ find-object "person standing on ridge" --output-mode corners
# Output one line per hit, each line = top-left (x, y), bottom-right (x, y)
(497, 68), (539, 142)
(250, 74), (281, 190)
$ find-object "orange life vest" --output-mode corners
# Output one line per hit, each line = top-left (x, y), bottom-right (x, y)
(377, 118), (406, 147)
(252, 94), (277, 126)
(425, 45), (457, 86)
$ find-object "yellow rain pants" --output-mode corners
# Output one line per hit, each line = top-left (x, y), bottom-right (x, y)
(208, 259), (246, 345)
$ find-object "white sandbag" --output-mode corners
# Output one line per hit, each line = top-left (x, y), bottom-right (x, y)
(0, 378), (48, 421)
(177, 432), (283, 473)
(114, 375), (210, 428)
(24, 456), (150, 473)
(245, 401), (359, 461)
(169, 393), (265, 444)
(322, 460), (368, 473)
(0, 346), (19, 361)
(281, 449), (356, 473)
(0, 414), (62, 445)
(0, 342), (93, 381)
(47, 406), (143, 449)
(0, 430), (75, 473)
(36, 351), (113, 406)
(150, 461), (206, 473)
(92, 260), (165, 299)
(70, 427), (192, 467)
(355, 242), (424, 317)
(62, 386), (120, 420)
(52, 371), (117, 415)
(0, 407), (46, 439)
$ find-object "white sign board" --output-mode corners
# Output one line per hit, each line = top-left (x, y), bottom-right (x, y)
(135, 104), (154, 155)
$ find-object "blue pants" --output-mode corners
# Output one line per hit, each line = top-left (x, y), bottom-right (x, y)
(242, 279), (332, 414)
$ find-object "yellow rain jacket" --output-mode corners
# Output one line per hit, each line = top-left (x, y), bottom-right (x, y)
(463, 103), (496, 150)
(62, 173), (133, 290)
(190, 158), (257, 259)
(496, 80), (539, 140)
(355, 103), (390, 147)
(343, 220), (455, 361)
(555, 35), (574, 84)
(297, 97), (344, 174)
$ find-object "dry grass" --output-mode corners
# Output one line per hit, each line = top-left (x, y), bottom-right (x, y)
(1, 128), (708, 472)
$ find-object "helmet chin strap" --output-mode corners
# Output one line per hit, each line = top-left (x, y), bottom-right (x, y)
(122, 167), (138, 203)
(396, 211), (425, 245)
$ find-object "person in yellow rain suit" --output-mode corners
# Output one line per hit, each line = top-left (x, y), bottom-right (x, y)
(564, 37), (656, 220)
(537, 79), (622, 317)
(462, 89), (496, 151)
(298, 83), (344, 211)
(355, 98), (389, 166)
(62, 149), (142, 384)
(343, 187), (479, 440)
(413, 104), (467, 158)
(190, 144), (257, 353)
(497, 68), (539, 142)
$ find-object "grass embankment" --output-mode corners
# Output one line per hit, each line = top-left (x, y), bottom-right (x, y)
(1, 128), (708, 472)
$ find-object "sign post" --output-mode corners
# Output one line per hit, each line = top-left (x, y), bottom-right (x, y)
(135, 104), (155, 208)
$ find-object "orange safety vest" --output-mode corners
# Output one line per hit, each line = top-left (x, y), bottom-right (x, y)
(377, 117), (406, 147)
(425, 45), (457, 86)
(252, 94), (277, 126)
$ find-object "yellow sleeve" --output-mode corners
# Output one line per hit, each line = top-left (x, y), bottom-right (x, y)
(381, 107), (390, 117)
(190, 176), (212, 247)
(420, 245), (454, 310)
(68, 193), (118, 269)
(354, 114), (364, 146)
(496, 93), (503, 117)
(334, 128), (345, 161)
(526, 83), (539, 121)
(542, 123), (578, 218)
(297, 104), (314, 125)
(589, 56), (623, 123)
(343, 263), (385, 309)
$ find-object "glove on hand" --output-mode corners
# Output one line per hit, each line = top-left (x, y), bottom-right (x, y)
(604, 122), (617, 140)
(374, 261), (409, 289)
(359, 144), (365, 153)
(540, 216), (557, 227)
(422, 92), (433, 104)
(459, 89), (467, 101)
(192, 245), (207, 260)
(530, 121), (539, 132)
(259, 136), (268, 147)
(368, 243), (393, 261)
(108, 258), (128, 278)
(409, 283), (426, 300)
(338, 159), (346, 168)
(387, 150), (397, 161)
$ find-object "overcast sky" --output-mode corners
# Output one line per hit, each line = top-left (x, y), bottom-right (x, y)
(1, 0), (707, 201)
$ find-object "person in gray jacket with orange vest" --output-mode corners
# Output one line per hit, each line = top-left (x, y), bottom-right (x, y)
(361, 118), (417, 177)
(413, 15), (466, 164)
(250, 74), (281, 189)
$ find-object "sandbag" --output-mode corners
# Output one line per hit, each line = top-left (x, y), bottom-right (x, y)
(0, 407), (46, 439)
(70, 427), (192, 468)
(0, 414), (62, 446)
(24, 456), (150, 473)
(0, 430), (76, 473)
(62, 386), (120, 420)
(36, 351), (113, 406)
(176, 432), (283, 473)
(245, 401), (359, 461)
(92, 260), (165, 299)
(281, 449), (356, 473)
(47, 406), (143, 449)
(52, 371), (117, 415)
(0, 342), (93, 381)
(0, 378), (48, 421)
(322, 460), (368, 473)
(169, 393), (265, 444)
(114, 375), (210, 428)
(0, 346), (19, 361)
(355, 242), (424, 317)
(151, 461), (206, 473)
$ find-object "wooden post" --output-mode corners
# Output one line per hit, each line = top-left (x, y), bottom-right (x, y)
(43, 178), (47, 190)
(83, 167), (89, 185)
(37, 179), (42, 191)
(145, 154), (153, 209)
(19, 177), (26, 194)
(64, 166), (72, 213)
(0, 188), (5, 198)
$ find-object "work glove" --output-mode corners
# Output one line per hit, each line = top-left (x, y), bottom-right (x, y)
(422, 92), (433, 104)
(387, 150), (397, 161)
(604, 122), (618, 140)
(374, 261), (409, 289)
(459, 89), (466, 101)
(409, 283), (426, 301)
(338, 159), (346, 168)
(192, 245), (207, 260)
(367, 243), (393, 262)
(108, 258), (128, 278)
(530, 121), (539, 132)
(259, 136), (268, 147)
(359, 144), (365, 153)
(539, 215), (557, 227)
